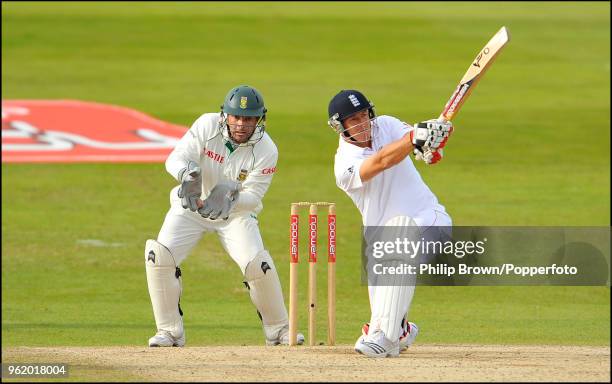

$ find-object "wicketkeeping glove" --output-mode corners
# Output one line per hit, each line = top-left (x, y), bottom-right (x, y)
(198, 180), (241, 220)
(177, 161), (202, 212)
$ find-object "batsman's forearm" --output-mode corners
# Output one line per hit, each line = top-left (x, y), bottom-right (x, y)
(360, 134), (413, 182)
(377, 134), (414, 166)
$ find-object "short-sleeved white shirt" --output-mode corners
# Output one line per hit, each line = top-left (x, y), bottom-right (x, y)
(334, 115), (447, 226)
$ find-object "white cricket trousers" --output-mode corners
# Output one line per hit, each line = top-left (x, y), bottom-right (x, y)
(157, 200), (264, 273)
(368, 207), (452, 340)
(147, 186), (289, 343)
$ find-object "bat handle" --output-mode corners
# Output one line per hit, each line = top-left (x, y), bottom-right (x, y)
(437, 113), (449, 123)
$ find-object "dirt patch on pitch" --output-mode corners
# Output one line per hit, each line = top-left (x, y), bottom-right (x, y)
(2, 344), (609, 382)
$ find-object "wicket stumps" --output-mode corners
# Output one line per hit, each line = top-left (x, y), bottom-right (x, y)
(289, 202), (336, 346)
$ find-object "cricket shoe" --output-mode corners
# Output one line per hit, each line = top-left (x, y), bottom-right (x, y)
(361, 319), (419, 351)
(354, 329), (400, 358)
(148, 330), (185, 347)
(399, 320), (419, 351)
(265, 324), (305, 346)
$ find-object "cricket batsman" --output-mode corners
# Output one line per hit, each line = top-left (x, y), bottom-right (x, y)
(328, 89), (453, 357)
(145, 85), (304, 347)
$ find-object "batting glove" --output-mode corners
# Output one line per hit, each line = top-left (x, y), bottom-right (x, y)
(410, 119), (453, 164)
(410, 119), (453, 149)
(414, 148), (444, 165)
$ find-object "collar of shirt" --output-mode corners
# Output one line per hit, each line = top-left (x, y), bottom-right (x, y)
(224, 140), (238, 154)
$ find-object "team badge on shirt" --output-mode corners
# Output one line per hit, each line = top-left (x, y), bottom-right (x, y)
(238, 169), (249, 181)
(240, 96), (248, 109)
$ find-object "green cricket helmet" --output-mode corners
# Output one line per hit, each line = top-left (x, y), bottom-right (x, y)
(219, 85), (267, 146)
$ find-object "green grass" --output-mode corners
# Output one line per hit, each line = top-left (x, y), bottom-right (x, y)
(2, 2), (610, 347)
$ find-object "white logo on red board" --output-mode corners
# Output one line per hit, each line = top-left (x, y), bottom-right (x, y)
(1, 100), (186, 163)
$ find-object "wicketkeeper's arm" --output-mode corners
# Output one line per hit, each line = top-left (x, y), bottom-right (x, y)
(166, 122), (205, 181)
(232, 151), (278, 212)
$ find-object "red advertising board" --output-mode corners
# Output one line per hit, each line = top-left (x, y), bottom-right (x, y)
(2, 100), (187, 163)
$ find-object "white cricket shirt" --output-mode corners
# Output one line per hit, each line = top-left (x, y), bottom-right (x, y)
(334, 115), (447, 226)
(165, 113), (278, 215)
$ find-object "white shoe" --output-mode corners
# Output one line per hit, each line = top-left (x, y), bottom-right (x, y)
(148, 330), (185, 347)
(355, 329), (399, 358)
(266, 324), (305, 346)
(399, 321), (419, 351)
(361, 319), (418, 351)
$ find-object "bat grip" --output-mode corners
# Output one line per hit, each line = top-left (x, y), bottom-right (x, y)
(437, 114), (449, 123)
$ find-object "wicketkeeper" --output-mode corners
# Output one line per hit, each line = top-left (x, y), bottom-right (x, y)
(145, 85), (304, 347)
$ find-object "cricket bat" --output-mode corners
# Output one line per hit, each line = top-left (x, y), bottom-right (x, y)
(439, 26), (510, 122)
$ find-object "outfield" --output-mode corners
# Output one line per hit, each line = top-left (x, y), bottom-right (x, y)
(2, 2), (610, 381)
